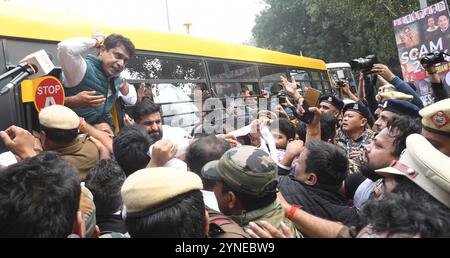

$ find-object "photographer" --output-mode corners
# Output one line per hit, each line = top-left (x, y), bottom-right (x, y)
(337, 79), (359, 102)
(421, 55), (449, 102)
(371, 64), (424, 108)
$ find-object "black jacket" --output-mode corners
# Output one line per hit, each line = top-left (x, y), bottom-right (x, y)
(278, 175), (358, 225)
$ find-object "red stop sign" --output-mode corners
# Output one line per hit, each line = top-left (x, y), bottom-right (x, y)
(34, 76), (65, 112)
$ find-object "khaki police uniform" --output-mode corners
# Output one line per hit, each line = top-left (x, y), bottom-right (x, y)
(39, 105), (100, 181)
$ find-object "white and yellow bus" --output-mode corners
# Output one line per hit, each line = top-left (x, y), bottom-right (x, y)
(0, 2), (332, 149)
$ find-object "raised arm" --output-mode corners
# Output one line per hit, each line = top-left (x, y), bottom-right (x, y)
(424, 64), (449, 101)
(371, 64), (423, 108)
(57, 35), (103, 87)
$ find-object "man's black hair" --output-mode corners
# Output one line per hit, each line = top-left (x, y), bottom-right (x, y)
(271, 118), (296, 142)
(185, 135), (230, 190)
(355, 188), (450, 237)
(113, 125), (152, 177)
(320, 113), (338, 142)
(132, 98), (161, 123)
(0, 151), (80, 237)
(305, 140), (348, 192)
(85, 159), (126, 215)
(221, 180), (277, 213)
(40, 125), (78, 144)
(104, 34), (135, 57)
(386, 116), (422, 157)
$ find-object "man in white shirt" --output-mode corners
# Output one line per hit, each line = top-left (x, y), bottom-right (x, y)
(133, 98), (191, 169)
(57, 33), (136, 127)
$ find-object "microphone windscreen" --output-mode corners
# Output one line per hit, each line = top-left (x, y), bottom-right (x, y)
(19, 49), (55, 79)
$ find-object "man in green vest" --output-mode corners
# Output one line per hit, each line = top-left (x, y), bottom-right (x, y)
(58, 33), (136, 128)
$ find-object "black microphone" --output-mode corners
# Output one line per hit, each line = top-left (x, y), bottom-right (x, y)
(0, 62), (28, 81)
(0, 64), (37, 96)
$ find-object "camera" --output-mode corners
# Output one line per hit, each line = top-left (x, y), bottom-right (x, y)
(336, 80), (345, 87)
(277, 91), (287, 104)
(350, 54), (378, 73)
(277, 91), (291, 105)
(420, 51), (446, 68)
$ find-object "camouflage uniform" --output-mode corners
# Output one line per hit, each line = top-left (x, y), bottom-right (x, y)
(335, 128), (375, 174)
(229, 201), (302, 238)
(202, 145), (303, 238)
(207, 208), (249, 238)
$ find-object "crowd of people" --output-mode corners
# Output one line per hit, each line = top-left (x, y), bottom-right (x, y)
(0, 32), (449, 238)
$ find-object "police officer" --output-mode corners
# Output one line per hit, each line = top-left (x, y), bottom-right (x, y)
(374, 99), (420, 131)
(419, 98), (450, 156)
(319, 95), (344, 118)
(336, 101), (375, 174)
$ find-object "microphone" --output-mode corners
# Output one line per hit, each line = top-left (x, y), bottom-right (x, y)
(0, 62), (28, 81)
(0, 49), (54, 96)
(18, 49), (55, 80)
(0, 65), (37, 96)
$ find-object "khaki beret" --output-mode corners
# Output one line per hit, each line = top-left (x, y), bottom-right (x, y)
(419, 98), (450, 136)
(39, 105), (80, 130)
(376, 134), (450, 208)
(121, 167), (203, 213)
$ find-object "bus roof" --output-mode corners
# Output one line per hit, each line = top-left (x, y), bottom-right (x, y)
(326, 63), (351, 69)
(0, 2), (326, 70)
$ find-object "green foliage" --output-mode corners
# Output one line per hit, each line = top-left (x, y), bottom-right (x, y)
(253, 0), (443, 76)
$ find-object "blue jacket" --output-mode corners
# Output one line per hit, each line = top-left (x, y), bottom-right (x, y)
(391, 76), (424, 108)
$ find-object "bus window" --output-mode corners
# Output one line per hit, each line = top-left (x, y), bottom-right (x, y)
(291, 70), (310, 81)
(213, 82), (242, 98)
(208, 61), (258, 80)
(300, 81), (312, 89)
(124, 54), (205, 80)
(311, 71), (321, 81)
(322, 81), (332, 95)
(259, 65), (287, 95)
(152, 82), (203, 132)
(123, 55), (206, 132)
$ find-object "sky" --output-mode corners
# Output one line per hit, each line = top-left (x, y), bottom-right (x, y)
(5, 0), (267, 44)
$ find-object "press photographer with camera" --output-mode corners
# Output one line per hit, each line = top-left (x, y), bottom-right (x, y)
(336, 79), (359, 102)
(420, 51), (449, 102)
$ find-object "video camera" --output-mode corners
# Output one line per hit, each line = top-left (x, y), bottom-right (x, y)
(350, 54), (378, 74)
(420, 51), (448, 68)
